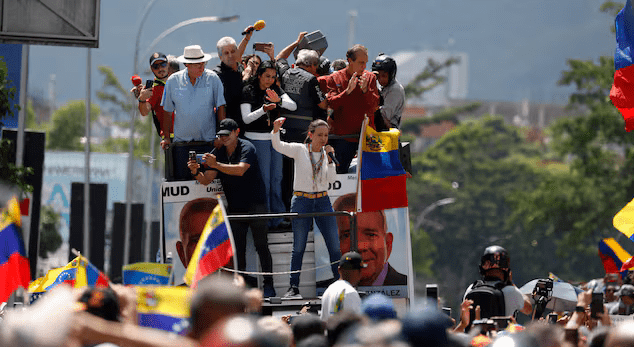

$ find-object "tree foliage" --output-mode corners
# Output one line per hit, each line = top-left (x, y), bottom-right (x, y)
(404, 57), (461, 99)
(38, 205), (62, 258)
(46, 101), (99, 151)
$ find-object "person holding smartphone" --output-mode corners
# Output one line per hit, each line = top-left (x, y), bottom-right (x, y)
(271, 117), (341, 299)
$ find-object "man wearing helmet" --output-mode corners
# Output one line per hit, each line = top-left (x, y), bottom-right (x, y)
(463, 246), (532, 319)
(371, 54), (405, 130)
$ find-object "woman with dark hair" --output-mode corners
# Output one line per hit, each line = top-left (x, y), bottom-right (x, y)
(242, 54), (261, 81)
(241, 60), (297, 229)
(271, 117), (341, 299)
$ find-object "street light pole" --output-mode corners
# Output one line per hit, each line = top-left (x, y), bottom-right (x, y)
(413, 198), (455, 231)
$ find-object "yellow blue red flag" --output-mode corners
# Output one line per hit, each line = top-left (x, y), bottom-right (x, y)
(598, 238), (631, 278)
(136, 286), (190, 335)
(614, 197), (634, 241)
(357, 123), (408, 212)
(28, 255), (109, 302)
(0, 197), (30, 302)
(123, 262), (172, 285)
(184, 202), (234, 289)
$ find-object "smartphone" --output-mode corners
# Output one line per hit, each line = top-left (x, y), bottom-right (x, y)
(491, 316), (510, 330)
(442, 307), (451, 317)
(564, 328), (579, 346)
(188, 151), (197, 162)
(426, 284), (438, 302)
(253, 42), (272, 52)
(547, 313), (558, 324)
(590, 292), (604, 319)
(145, 79), (153, 89)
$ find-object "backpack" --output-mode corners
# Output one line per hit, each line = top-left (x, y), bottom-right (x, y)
(465, 279), (506, 324)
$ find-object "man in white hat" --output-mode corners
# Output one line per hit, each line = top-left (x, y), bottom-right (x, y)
(162, 44), (226, 180)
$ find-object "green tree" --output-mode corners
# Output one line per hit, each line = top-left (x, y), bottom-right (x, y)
(0, 57), (32, 192)
(38, 205), (62, 258)
(46, 100), (99, 151)
(404, 57), (461, 99)
(408, 116), (562, 309)
(510, 1), (634, 276)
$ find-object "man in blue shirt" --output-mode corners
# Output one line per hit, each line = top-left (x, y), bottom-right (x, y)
(162, 44), (226, 180)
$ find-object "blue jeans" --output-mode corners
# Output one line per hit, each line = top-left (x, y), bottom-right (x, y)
(289, 195), (341, 287)
(250, 138), (285, 227)
(330, 139), (359, 174)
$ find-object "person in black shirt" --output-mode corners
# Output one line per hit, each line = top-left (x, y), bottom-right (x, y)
(187, 119), (275, 297)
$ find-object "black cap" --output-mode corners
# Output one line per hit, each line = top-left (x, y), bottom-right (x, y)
(339, 251), (367, 270)
(149, 52), (167, 66)
(217, 118), (239, 136)
(78, 287), (120, 322)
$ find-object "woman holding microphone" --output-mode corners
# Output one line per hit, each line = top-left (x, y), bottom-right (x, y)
(272, 117), (341, 299)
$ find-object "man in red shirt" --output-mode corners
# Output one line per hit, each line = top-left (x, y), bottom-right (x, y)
(323, 44), (379, 173)
(134, 52), (179, 142)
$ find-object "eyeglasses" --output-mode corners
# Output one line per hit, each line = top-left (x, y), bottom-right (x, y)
(151, 61), (167, 70)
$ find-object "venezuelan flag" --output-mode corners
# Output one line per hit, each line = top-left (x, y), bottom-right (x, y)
(136, 286), (190, 335)
(357, 124), (408, 212)
(614, 197), (634, 241)
(184, 202), (234, 289)
(610, 0), (634, 131)
(0, 197), (30, 302)
(598, 238), (631, 278)
(28, 255), (109, 300)
(123, 262), (172, 285)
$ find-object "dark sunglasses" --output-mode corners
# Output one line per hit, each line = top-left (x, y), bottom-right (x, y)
(151, 61), (167, 69)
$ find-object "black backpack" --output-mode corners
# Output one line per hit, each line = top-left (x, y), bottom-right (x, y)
(465, 279), (506, 324)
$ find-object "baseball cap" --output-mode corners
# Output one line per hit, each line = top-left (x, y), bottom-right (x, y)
(217, 118), (240, 136)
(361, 293), (397, 321)
(149, 52), (167, 66)
(339, 251), (367, 270)
(619, 284), (634, 297)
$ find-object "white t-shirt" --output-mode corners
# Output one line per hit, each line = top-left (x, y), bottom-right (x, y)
(320, 280), (361, 321)
(463, 282), (527, 317)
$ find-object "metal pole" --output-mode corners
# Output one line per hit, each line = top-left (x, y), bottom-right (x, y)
(16, 45), (28, 169)
(144, 126), (155, 261)
(83, 48), (92, 258)
(347, 10), (357, 49)
(123, 104), (136, 266)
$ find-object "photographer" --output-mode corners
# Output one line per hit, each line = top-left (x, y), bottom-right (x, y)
(462, 246), (532, 326)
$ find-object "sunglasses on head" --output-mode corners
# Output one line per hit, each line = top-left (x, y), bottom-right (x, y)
(151, 61), (167, 69)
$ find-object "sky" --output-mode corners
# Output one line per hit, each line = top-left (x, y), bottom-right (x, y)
(21, 0), (616, 109)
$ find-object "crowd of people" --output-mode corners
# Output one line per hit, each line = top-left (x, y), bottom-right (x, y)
(138, 24), (408, 298)
(3, 245), (634, 347)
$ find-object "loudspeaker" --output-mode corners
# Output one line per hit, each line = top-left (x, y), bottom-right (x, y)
(110, 202), (144, 282)
(1, 129), (45, 278)
(68, 183), (107, 269)
(293, 30), (328, 59)
(400, 141), (412, 175)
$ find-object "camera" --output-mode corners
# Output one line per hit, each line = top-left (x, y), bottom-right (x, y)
(189, 151), (197, 162)
(533, 278), (553, 298)
(472, 319), (497, 335)
(547, 313), (558, 324)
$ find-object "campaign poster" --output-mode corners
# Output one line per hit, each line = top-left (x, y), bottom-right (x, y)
(314, 173), (413, 300)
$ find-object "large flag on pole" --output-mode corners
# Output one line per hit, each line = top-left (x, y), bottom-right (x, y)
(614, 197), (634, 241)
(356, 120), (408, 212)
(610, 0), (634, 131)
(183, 201), (235, 289)
(0, 197), (30, 302)
(598, 238), (631, 278)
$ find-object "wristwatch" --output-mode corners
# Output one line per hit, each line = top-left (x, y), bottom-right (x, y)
(138, 99), (147, 103)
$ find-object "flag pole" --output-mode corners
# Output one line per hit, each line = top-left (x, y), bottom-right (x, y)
(355, 117), (369, 212)
(216, 197), (238, 275)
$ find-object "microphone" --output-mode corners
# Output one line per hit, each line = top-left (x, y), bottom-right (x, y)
(130, 75), (142, 86)
(327, 152), (339, 166)
(242, 20), (266, 35)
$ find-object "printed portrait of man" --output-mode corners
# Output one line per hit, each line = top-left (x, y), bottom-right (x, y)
(333, 193), (407, 286)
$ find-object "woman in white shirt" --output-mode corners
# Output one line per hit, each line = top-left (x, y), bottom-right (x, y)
(272, 117), (341, 299)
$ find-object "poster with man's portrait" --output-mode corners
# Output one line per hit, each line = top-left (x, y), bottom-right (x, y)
(314, 173), (413, 299)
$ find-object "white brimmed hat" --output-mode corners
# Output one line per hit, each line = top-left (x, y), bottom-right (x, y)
(177, 45), (212, 64)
